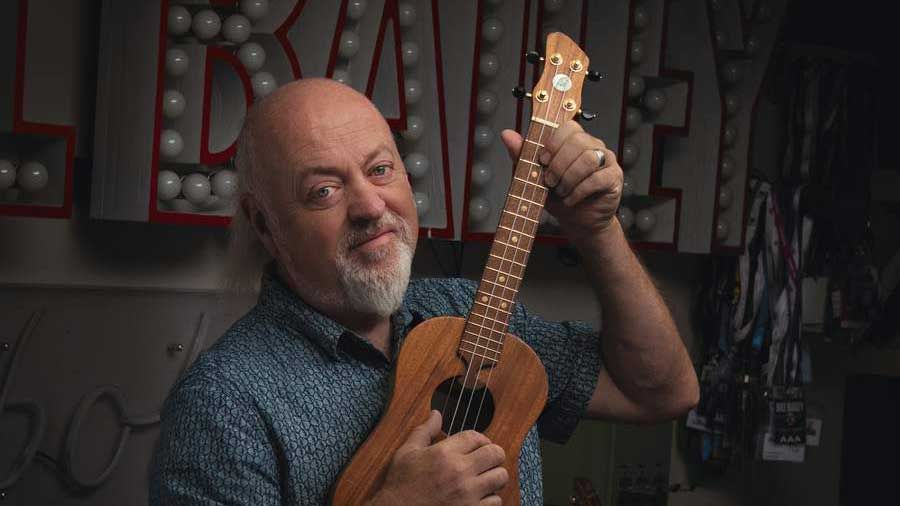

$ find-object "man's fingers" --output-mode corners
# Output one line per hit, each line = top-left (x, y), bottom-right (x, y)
(475, 466), (509, 496)
(542, 120), (586, 158)
(468, 443), (506, 474)
(544, 136), (602, 191)
(479, 494), (503, 506)
(500, 129), (523, 162)
(402, 410), (442, 450)
(440, 429), (492, 455)
(562, 166), (623, 207)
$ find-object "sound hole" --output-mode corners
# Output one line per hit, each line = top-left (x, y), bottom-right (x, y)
(431, 376), (495, 434)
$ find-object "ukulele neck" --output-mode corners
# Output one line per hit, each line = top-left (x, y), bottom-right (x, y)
(460, 120), (554, 365)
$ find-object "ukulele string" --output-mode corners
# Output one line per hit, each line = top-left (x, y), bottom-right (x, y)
(463, 59), (577, 433)
(455, 58), (569, 434)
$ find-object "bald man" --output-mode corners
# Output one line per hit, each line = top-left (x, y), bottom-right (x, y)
(149, 79), (698, 506)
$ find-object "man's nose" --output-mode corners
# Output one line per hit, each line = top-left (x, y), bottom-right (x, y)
(347, 181), (386, 223)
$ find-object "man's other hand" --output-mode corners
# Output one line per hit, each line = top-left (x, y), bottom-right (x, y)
(373, 410), (508, 506)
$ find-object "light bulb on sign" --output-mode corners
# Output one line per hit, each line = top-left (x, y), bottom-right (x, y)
(414, 191), (431, 217)
(477, 91), (498, 116)
(211, 170), (237, 200)
(237, 42), (266, 73)
(404, 152), (429, 179)
(620, 142), (639, 167)
(724, 94), (740, 117)
(479, 53), (500, 78)
(398, 3), (416, 27)
(720, 154), (735, 180)
(182, 173), (212, 206)
(720, 61), (743, 86)
(251, 72), (277, 98)
(166, 48), (190, 77)
(401, 41), (419, 67)
(405, 78), (422, 105)
(714, 30), (726, 47)
(745, 34), (761, 58)
(474, 125), (494, 149)
(339, 31), (360, 59)
(223, 14), (251, 44)
(17, 161), (48, 193)
(716, 219), (730, 241)
(0, 159), (16, 190)
(718, 185), (733, 209)
(157, 170), (182, 201)
(617, 206), (634, 231)
(192, 10), (221, 40)
(630, 39), (644, 64)
(347, 0), (367, 20)
(628, 73), (645, 98)
(625, 106), (642, 132)
(633, 6), (650, 31)
(722, 122), (737, 147)
(240, 0), (269, 21)
(160, 129), (184, 159)
(163, 89), (186, 119)
(471, 162), (493, 186)
(482, 18), (504, 43)
(469, 197), (491, 223)
(635, 208), (656, 233)
(168, 5), (192, 36)
(643, 88), (667, 114)
(332, 69), (352, 86)
(401, 115), (425, 142)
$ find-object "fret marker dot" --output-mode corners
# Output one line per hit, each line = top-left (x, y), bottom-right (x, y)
(531, 170), (538, 178)
(511, 235), (519, 243)
(501, 302), (508, 309)
(520, 205), (528, 212)
(498, 276), (506, 282)
(481, 295), (488, 303)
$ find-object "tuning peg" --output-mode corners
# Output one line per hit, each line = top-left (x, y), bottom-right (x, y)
(512, 86), (531, 99)
(587, 70), (604, 81)
(578, 109), (597, 121)
(525, 51), (544, 64)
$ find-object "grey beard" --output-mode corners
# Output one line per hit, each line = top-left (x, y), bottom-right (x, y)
(335, 213), (414, 318)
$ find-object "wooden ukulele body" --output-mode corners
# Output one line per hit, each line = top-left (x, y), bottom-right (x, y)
(331, 316), (549, 505)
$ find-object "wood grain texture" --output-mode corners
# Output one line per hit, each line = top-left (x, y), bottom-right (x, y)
(331, 316), (549, 505)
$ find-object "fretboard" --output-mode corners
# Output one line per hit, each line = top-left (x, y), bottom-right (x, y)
(460, 120), (554, 366)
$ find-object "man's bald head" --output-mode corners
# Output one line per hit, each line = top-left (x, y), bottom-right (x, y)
(236, 78), (395, 202)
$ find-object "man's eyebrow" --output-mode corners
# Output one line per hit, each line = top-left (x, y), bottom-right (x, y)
(362, 143), (395, 167)
(293, 144), (395, 187)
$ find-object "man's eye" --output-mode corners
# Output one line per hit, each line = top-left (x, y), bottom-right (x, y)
(371, 164), (390, 177)
(312, 186), (334, 199)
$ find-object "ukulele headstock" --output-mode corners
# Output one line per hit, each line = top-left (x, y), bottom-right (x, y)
(529, 32), (592, 126)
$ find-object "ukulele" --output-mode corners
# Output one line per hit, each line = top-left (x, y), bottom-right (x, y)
(332, 32), (591, 505)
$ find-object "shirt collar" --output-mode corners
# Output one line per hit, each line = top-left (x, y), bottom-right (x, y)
(256, 268), (422, 361)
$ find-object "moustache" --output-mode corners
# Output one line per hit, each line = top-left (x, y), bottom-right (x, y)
(342, 212), (410, 252)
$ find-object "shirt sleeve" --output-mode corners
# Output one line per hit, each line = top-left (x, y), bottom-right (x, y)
(149, 374), (281, 505)
(508, 302), (603, 444)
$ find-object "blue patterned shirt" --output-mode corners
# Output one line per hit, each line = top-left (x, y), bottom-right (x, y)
(149, 274), (602, 505)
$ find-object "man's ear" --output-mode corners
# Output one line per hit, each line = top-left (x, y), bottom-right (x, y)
(241, 194), (279, 259)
